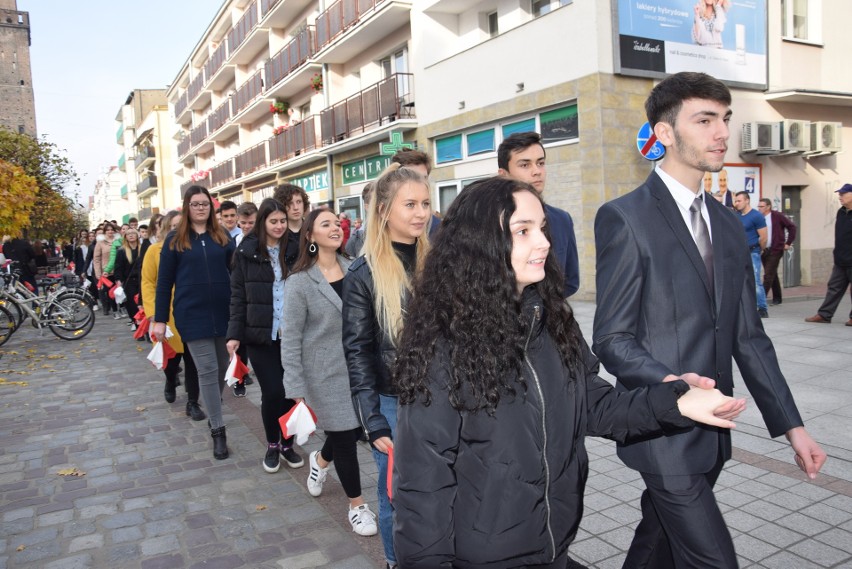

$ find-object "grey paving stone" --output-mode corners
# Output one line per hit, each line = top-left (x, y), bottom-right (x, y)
(814, 527), (852, 555)
(111, 525), (145, 543)
(569, 536), (621, 564)
(100, 510), (145, 529)
(732, 533), (779, 562)
(140, 534), (180, 556)
(789, 538), (850, 567)
(68, 532), (104, 552)
(749, 522), (807, 548)
(42, 553), (93, 569)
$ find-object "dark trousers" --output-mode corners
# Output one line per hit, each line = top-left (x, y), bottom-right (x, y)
(623, 454), (736, 569)
(761, 249), (784, 301)
(164, 346), (200, 401)
(319, 428), (363, 499)
(246, 341), (296, 446)
(817, 265), (852, 321)
(98, 284), (117, 314)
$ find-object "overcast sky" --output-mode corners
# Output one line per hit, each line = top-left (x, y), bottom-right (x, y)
(20, 0), (220, 203)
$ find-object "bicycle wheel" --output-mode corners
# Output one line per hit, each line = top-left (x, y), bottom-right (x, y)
(46, 296), (95, 340)
(0, 304), (16, 347)
(0, 298), (23, 330)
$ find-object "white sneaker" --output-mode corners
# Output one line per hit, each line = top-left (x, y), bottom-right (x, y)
(92, 305), (99, 312)
(348, 503), (377, 536)
(306, 451), (328, 497)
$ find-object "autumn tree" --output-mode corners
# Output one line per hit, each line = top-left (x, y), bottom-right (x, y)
(0, 128), (80, 239)
(0, 160), (38, 236)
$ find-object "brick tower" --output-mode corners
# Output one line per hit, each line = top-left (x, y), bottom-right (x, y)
(0, 0), (36, 137)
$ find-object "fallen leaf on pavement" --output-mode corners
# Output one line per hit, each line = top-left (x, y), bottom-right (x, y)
(57, 467), (85, 477)
(16, 545), (25, 552)
(256, 505), (267, 511)
(135, 406), (146, 412)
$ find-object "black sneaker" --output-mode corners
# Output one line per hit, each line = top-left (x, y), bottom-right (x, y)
(280, 446), (304, 468)
(263, 443), (280, 473)
(186, 400), (206, 421)
(243, 373), (254, 385)
(233, 383), (246, 397)
(758, 309), (769, 319)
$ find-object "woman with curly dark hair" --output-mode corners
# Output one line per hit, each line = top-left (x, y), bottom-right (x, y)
(392, 177), (744, 569)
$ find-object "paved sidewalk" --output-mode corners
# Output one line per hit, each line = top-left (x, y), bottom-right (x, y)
(0, 291), (850, 569)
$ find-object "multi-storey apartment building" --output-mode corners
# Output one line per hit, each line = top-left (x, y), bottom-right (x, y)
(167, 0), (414, 222)
(88, 167), (129, 229)
(115, 89), (170, 224)
(0, 0), (36, 137)
(168, 0), (849, 298)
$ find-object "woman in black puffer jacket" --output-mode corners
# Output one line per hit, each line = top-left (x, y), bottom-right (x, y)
(392, 178), (743, 569)
(227, 198), (301, 474)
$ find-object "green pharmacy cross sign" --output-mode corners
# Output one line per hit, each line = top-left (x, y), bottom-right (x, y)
(379, 132), (414, 155)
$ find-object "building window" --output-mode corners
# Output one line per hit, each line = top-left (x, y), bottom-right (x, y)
(438, 183), (459, 214)
(531, 0), (571, 18)
(540, 105), (579, 143)
(467, 129), (495, 156)
(502, 118), (536, 139)
(436, 134), (463, 164)
(487, 11), (499, 37)
(782, 0), (822, 42)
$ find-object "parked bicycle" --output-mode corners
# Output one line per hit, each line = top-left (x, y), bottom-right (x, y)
(0, 267), (95, 342)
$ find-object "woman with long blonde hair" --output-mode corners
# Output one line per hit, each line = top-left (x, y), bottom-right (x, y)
(342, 164), (430, 567)
(153, 186), (234, 459)
(113, 227), (141, 326)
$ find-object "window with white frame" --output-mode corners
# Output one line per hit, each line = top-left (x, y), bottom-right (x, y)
(437, 178), (484, 214)
(782, 0), (822, 43)
(434, 103), (578, 165)
(531, 0), (571, 18)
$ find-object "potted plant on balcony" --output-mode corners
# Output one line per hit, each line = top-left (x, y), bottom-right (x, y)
(273, 125), (289, 136)
(270, 100), (290, 115)
(190, 169), (210, 183)
(310, 73), (323, 93)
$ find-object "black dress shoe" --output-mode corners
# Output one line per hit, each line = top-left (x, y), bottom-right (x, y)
(771, 299), (782, 305)
(164, 381), (177, 403)
(758, 309), (769, 319)
(186, 400), (206, 421)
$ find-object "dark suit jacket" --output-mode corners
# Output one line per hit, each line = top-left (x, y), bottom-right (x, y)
(767, 210), (797, 253)
(592, 171), (803, 476)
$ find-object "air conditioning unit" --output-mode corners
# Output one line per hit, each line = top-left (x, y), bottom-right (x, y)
(742, 122), (781, 154)
(809, 121), (842, 153)
(781, 120), (811, 153)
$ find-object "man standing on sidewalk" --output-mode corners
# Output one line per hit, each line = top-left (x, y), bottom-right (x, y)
(733, 190), (769, 317)
(805, 183), (852, 326)
(757, 198), (797, 305)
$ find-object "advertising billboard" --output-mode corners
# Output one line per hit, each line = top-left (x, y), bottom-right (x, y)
(615, 0), (767, 89)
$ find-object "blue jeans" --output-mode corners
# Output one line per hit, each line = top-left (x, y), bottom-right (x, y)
(750, 250), (768, 311)
(372, 394), (398, 566)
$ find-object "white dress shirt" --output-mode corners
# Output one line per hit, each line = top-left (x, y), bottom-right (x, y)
(656, 166), (713, 244)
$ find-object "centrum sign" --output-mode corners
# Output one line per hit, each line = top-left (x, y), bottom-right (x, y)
(341, 155), (392, 185)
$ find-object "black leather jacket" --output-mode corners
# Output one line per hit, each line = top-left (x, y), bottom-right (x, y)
(227, 235), (277, 346)
(342, 256), (400, 442)
(393, 287), (694, 568)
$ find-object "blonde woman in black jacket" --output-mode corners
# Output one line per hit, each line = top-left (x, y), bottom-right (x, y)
(392, 178), (745, 569)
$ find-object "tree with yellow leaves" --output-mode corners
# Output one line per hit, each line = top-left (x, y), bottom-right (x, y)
(0, 160), (38, 236)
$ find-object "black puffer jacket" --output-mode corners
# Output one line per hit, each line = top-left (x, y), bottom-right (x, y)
(342, 255), (401, 442)
(393, 287), (694, 569)
(227, 234), (277, 346)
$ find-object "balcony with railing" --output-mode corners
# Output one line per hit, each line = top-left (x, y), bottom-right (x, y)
(234, 141), (268, 178)
(138, 206), (154, 221)
(134, 145), (155, 170)
(205, 42), (236, 92)
(120, 184), (128, 199)
(180, 178), (210, 197)
(320, 73), (415, 146)
(178, 137), (191, 160)
(116, 124), (125, 144)
(269, 116), (320, 164)
(232, 70), (269, 125)
(187, 71), (207, 106)
(260, 0), (314, 28)
(174, 92), (190, 125)
(118, 153), (126, 170)
(228, 1), (266, 66)
(210, 160), (235, 188)
(207, 100), (233, 137)
(190, 122), (208, 148)
(264, 26), (321, 101)
(136, 175), (158, 196)
(314, 0), (411, 63)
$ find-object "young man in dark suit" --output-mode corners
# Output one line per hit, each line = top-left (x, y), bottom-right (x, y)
(593, 72), (826, 569)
